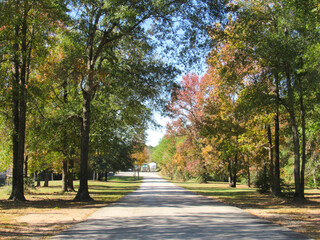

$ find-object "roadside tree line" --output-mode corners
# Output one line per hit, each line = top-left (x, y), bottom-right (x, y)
(152, 0), (320, 199)
(0, 0), (220, 201)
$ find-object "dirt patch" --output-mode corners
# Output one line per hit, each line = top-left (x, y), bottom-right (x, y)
(0, 204), (103, 239)
(15, 208), (95, 225)
(0, 178), (141, 239)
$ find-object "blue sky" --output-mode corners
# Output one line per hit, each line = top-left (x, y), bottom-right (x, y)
(146, 114), (170, 147)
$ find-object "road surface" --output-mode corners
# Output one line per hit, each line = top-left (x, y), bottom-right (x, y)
(52, 172), (310, 239)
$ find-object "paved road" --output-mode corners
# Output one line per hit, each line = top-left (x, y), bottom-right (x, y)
(52, 172), (310, 240)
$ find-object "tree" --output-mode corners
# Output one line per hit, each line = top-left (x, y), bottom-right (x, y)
(0, 0), (68, 201)
(70, 0), (220, 201)
(167, 73), (210, 182)
(131, 145), (149, 179)
(151, 135), (178, 179)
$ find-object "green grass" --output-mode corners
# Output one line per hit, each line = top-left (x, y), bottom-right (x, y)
(0, 176), (141, 201)
(172, 181), (264, 206)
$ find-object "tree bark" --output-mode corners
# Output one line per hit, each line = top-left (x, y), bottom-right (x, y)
(61, 80), (74, 192)
(74, 92), (93, 201)
(201, 160), (208, 183)
(97, 172), (102, 181)
(10, 55), (25, 200)
(9, 3), (28, 201)
(233, 154), (237, 188)
(228, 159), (234, 187)
(67, 158), (75, 191)
(62, 159), (69, 192)
(299, 76), (306, 198)
(267, 124), (274, 193)
(247, 159), (250, 187)
(62, 158), (75, 192)
(74, 15), (97, 201)
(274, 73), (281, 196)
(35, 171), (41, 187)
(286, 72), (303, 198)
(105, 170), (108, 181)
(43, 169), (49, 187)
(62, 79), (68, 192)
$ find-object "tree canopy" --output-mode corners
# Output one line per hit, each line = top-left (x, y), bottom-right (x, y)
(0, 0), (223, 201)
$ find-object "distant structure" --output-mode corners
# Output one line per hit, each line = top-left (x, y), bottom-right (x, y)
(148, 162), (157, 172)
(141, 163), (149, 172)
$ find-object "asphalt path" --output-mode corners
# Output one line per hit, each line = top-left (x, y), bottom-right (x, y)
(52, 172), (310, 240)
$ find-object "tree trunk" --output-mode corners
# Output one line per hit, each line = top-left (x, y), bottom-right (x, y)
(291, 101), (302, 198)
(62, 158), (68, 192)
(62, 159), (74, 192)
(74, 92), (93, 201)
(43, 169), (49, 187)
(274, 76), (281, 196)
(233, 154), (237, 188)
(105, 168), (109, 181)
(61, 80), (75, 192)
(10, 59), (24, 200)
(286, 72), (302, 198)
(247, 159), (250, 187)
(267, 124), (274, 193)
(98, 172), (102, 181)
(201, 160), (208, 183)
(9, 8), (28, 201)
(228, 159), (234, 187)
(67, 158), (75, 191)
(24, 155), (28, 177)
(36, 171), (41, 187)
(299, 77), (306, 199)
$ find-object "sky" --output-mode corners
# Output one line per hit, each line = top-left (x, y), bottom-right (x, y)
(146, 114), (170, 147)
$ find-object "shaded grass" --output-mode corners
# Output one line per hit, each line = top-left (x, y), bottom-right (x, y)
(0, 176), (142, 239)
(172, 180), (320, 240)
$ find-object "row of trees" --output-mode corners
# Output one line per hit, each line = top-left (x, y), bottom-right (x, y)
(152, 0), (320, 199)
(0, 0), (220, 201)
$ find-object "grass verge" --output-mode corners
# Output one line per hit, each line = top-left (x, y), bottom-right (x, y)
(172, 180), (320, 240)
(0, 176), (142, 239)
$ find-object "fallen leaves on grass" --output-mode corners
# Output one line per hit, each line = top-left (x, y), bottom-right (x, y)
(0, 177), (141, 239)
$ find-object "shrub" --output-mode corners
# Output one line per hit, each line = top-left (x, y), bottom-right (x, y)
(254, 168), (270, 193)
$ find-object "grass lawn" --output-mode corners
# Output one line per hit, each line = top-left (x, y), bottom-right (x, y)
(0, 176), (142, 239)
(172, 180), (320, 240)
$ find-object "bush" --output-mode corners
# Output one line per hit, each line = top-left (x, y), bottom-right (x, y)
(254, 168), (270, 193)
(24, 177), (35, 191)
(280, 178), (293, 197)
(0, 179), (5, 186)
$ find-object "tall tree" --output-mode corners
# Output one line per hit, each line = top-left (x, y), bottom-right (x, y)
(168, 73), (210, 182)
(70, 0), (219, 201)
(0, 0), (68, 201)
